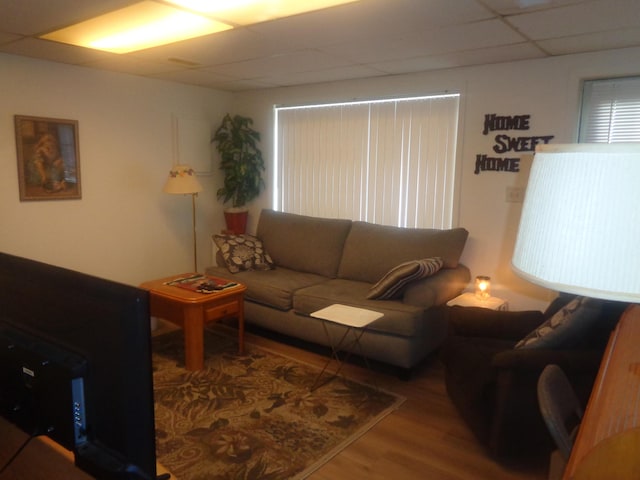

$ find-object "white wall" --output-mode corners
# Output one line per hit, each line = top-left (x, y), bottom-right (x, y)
(0, 53), (232, 285)
(231, 46), (640, 311)
(3, 47), (638, 309)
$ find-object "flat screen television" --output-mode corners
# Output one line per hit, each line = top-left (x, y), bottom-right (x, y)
(0, 252), (157, 480)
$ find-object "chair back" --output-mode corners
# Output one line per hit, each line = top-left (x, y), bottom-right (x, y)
(537, 364), (584, 460)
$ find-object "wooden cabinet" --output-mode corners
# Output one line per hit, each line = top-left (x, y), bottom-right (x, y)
(564, 304), (640, 479)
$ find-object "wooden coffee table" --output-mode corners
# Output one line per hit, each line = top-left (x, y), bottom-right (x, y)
(140, 273), (246, 371)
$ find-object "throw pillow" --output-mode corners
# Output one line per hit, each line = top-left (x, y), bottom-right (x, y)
(367, 257), (443, 300)
(213, 234), (274, 273)
(515, 296), (602, 349)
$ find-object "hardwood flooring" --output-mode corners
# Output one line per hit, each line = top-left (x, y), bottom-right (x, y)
(210, 322), (547, 480)
(2, 320), (548, 480)
(153, 320), (548, 480)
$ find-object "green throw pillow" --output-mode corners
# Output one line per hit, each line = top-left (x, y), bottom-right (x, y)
(213, 234), (274, 273)
(367, 257), (443, 300)
(515, 296), (602, 349)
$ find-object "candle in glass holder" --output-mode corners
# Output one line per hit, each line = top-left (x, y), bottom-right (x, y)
(475, 276), (491, 300)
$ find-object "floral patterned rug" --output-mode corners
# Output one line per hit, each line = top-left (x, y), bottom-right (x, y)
(152, 328), (404, 480)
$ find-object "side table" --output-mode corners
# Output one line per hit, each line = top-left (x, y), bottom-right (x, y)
(309, 304), (383, 391)
(140, 273), (246, 371)
(447, 292), (508, 311)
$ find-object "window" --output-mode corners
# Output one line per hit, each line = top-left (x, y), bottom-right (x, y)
(274, 94), (460, 229)
(579, 76), (640, 143)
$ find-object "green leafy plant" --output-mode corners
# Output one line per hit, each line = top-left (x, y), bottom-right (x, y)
(212, 114), (265, 208)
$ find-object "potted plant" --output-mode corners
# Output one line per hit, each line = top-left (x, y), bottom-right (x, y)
(212, 114), (265, 234)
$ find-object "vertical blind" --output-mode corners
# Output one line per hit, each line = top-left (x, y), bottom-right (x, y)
(274, 94), (460, 229)
(579, 76), (640, 143)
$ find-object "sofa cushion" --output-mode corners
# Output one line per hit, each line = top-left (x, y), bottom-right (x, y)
(256, 209), (352, 278)
(367, 257), (443, 300)
(515, 297), (602, 349)
(337, 221), (468, 283)
(205, 265), (327, 311)
(213, 234), (274, 273)
(293, 279), (429, 337)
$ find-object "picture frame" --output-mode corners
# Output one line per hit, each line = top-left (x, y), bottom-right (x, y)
(14, 115), (81, 201)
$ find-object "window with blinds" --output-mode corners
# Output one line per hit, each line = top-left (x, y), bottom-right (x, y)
(274, 94), (460, 229)
(579, 76), (640, 143)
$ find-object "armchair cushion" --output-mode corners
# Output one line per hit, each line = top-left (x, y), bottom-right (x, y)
(514, 297), (602, 349)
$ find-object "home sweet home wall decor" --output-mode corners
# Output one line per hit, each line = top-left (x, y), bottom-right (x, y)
(474, 113), (554, 175)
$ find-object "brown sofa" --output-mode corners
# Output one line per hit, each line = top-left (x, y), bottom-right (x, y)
(439, 294), (628, 459)
(206, 209), (470, 373)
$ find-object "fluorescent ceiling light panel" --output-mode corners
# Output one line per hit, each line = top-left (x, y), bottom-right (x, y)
(41, 1), (233, 54)
(166, 0), (360, 25)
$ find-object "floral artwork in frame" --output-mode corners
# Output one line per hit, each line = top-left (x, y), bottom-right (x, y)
(14, 115), (82, 201)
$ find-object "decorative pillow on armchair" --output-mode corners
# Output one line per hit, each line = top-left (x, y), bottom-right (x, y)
(367, 257), (443, 300)
(213, 234), (274, 273)
(515, 296), (602, 349)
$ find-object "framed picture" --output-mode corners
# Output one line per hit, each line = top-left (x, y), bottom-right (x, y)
(14, 115), (81, 201)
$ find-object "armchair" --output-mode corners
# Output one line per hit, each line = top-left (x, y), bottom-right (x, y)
(440, 294), (626, 459)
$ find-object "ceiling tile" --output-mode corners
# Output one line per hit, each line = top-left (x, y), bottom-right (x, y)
(0, 32), (20, 44)
(257, 63), (387, 87)
(248, 0), (494, 51)
(149, 67), (236, 87)
(481, 0), (590, 16)
(129, 28), (270, 66)
(210, 49), (355, 78)
(0, 0), (139, 35)
(538, 27), (640, 55)
(320, 19), (527, 64)
(507, 0), (640, 40)
(0, 37), (112, 65)
(1, 0), (639, 91)
(373, 42), (546, 74)
(213, 79), (280, 91)
(83, 55), (183, 76)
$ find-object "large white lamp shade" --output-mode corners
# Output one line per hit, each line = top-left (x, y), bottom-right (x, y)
(512, 143), (640, 302)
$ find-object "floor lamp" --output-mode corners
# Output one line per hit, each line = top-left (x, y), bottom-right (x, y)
(163, 164), (203, 272)
(511, 143), (640, 479)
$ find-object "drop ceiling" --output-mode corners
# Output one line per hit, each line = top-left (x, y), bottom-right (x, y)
(1, 0), (639, 92)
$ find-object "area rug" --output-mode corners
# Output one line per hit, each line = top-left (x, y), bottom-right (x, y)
(152, 329), (405, 480)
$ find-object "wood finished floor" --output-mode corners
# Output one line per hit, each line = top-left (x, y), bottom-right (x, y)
(154, 320), (548, 480)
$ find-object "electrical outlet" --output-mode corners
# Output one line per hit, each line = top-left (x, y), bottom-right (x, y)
(506, 186), (525, 203)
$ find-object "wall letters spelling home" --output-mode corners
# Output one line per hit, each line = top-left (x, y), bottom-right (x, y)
(474, 113), (554, 175)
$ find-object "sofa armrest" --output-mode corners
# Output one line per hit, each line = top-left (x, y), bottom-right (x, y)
(447, 307), (545, 340)
(402, 264), (470, 308)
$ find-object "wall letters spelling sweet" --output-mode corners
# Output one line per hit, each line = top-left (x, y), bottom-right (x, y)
(475, 114), (554, 174)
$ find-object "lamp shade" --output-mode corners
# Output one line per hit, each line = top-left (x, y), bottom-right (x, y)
(163, 164), (202, 194)
(512, 143), (640, 302)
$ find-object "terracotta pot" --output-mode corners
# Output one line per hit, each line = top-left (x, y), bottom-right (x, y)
(224, 209), (248, 234)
